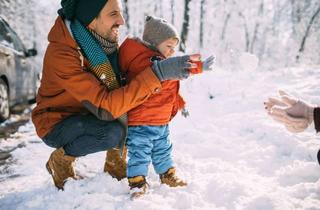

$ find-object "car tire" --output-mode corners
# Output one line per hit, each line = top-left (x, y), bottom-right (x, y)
(0, 78), (10, 122)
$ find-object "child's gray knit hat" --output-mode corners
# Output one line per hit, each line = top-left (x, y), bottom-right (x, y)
(142, 16), (180, 47)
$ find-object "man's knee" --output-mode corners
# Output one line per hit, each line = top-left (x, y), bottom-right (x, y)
(100, 121), (125, 149)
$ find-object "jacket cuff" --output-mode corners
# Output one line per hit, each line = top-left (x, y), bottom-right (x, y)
(314, 107), (320, 132)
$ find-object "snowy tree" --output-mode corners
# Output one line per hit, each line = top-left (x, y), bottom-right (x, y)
(1, 0), (320, 69)
(171, 0), (175, 24)
(179, 0), (191, 52)
(199, 0), (205, 48)
(296, 4), (320, 62)
(122, 0), (130, 33)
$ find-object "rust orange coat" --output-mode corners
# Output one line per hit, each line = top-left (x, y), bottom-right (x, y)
(32, 17), (161, 138)
(119, 38), (185, 126)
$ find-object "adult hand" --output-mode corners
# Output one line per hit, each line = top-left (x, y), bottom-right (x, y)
(265, 90), (314, 133)
(152, 54), (199, 81)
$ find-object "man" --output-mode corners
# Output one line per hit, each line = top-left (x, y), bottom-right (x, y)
(32, 0), (204, 190)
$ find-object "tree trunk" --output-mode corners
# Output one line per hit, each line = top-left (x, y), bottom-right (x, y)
(290, 0), (296, 34)
(220, 13), (231, 40)
(239, 12), (250, 52)
(123, 0), (130, 33)
(171, 0), (175, 24)
(179, 0), (191, 52)
(159, 2), (163, 17)
(154, 2), (163, 17)
(296, 5), (320, 61)
(154, 3), (158, 16)
(199, 0), (205, 48)
(250, 0), (264, 53)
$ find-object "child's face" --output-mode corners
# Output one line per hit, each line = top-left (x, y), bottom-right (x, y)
(157, 38), (179, 58)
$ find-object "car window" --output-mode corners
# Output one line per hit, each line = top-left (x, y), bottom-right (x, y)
(4, 25), (25, 52)
(0, 21), (13, 47)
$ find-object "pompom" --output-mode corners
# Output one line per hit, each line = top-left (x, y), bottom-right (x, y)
(145, 15), (153, 21)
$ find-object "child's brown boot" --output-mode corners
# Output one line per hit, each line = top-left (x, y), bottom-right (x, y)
(128, 176), (148, 199)
(160, 167), (187, 187)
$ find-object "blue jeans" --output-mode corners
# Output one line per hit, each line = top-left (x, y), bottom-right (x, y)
(126, 125), (173, 177)
(42, 114), (125, 157)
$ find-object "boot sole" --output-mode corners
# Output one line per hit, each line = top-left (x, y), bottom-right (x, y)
(130, 192), (145, 200)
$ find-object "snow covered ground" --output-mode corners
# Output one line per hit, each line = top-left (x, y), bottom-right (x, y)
(1, 65), (320, 210)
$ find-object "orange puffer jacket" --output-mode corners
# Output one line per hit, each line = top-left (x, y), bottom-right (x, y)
(31, 17), (161, 138)
(119, 38), (185, 126)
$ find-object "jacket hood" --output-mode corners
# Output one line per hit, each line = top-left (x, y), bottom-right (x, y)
(119, 37), (162, 73)
(48, 17), (78, 49)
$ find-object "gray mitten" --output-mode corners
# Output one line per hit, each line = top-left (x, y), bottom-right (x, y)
(181, 108), (190, 118)
(152, 55), (191, 81)
(202, 55), (215, 71)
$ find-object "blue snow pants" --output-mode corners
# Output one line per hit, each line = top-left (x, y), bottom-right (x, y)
(42, 114), (125, 157)
(126, 125), (173, 177)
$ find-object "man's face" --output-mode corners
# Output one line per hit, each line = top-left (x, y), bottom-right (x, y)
(88, 0), (125, 42)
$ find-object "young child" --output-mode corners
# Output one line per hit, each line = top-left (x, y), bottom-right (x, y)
(119, 16), (213, 198)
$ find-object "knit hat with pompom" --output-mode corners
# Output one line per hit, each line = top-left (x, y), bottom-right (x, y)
(142, 16), (179, 47)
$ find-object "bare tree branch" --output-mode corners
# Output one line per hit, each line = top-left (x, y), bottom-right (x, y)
(296, 5), (320, 61)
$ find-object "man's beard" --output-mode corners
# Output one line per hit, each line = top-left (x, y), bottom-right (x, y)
(105, 25), (120, 43)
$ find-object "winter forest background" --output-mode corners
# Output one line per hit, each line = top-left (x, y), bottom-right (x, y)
(0, 0), (319, 71)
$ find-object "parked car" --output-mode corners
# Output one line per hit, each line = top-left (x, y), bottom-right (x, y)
(0, 16), (38, 122)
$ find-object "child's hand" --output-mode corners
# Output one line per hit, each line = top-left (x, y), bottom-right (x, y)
(202, 55), (215, 71)
(189, 55), (215, 74)
(181, 108), (190, 118)
(152, 55), (192, 81)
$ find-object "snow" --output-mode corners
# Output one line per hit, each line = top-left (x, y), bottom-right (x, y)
(1, 66), (320, 210)
(239, 53), (259, 71)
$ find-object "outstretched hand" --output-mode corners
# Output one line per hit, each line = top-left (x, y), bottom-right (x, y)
(202, 55), (215, 71)
(189, 55), (215, 74)
(152, 55), (192, 81)
(264, 90), (314, 133)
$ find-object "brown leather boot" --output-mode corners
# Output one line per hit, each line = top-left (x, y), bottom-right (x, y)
(160, 168), (187, 187)
(46, 147), (77, 190)
(128, 176), (148, 199)
(104, 147), (127, 180)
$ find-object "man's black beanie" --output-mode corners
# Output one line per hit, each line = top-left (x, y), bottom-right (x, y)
(58, 0), (108, 26)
